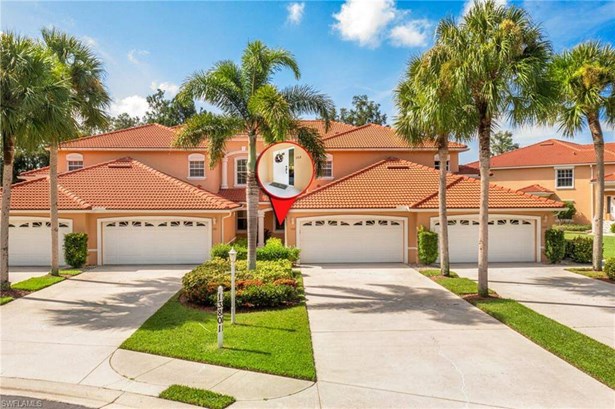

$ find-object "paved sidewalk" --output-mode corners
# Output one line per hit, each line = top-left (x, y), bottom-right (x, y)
(8, 266), (50, 285)
(454, 263), (615, 347)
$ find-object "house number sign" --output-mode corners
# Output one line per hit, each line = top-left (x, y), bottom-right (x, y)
(217, 286), (224, 349)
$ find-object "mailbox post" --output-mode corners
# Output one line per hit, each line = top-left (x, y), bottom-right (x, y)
(217, 285), (224, 349)
(229, 247), (237, 324)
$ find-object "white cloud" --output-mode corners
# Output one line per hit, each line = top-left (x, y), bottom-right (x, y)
(150, 81), (180, 97)
(108, 95), (149, 117)
(286, 2), (305, 25)
(127, 49), (150, 65)
(462, 0), (507, 16)
(389, 19), (431, 47)
(333, 0), (398, 48)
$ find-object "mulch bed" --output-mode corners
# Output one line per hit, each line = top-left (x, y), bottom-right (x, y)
(0, 288), (30, 300)
(462, 294), (501, 304)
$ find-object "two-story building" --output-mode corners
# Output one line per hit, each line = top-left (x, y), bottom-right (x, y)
(6, 120), (564, 266)
(463, 139), (615, 231)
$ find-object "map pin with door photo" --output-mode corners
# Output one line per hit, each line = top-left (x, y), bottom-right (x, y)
(256, 142), (315, 224)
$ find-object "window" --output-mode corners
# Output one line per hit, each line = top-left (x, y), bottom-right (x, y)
(235, 158), (248, 186)
(237, 210), (247, 231)
(275, 217), (285, 231)
(67, 153), (83, 171)
(434, 154), (450, 171)
(188, 154), (205, 178)
(556, 168), (574, 188)
(319, 155), (333, 178)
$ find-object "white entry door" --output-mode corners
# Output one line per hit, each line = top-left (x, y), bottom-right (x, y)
(8, 218), (72, 266)
(298, 217), (405, 263)
(272, 148), (291, 185)
(432, 216), (537, 263)
(102, 218), (212, 265)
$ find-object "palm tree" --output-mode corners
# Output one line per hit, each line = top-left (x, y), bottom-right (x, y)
(174, 41), (334, 270)
(549, 41), (615, 271)
(395, 49), (475, 276)
(41, 28), (110, 276)
(1, 32), (76, 289)
(433, 1), (553, 296)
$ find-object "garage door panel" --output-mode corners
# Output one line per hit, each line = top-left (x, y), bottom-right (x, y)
(299, 218), (404, 263)
(102, 219), (211, 265)
(8, 220), (71, 266)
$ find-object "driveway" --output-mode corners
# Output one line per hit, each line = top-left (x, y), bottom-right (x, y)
(303, 264), (614, 408)
(0, 265), (190, 384)
(453, 263), (615, 348)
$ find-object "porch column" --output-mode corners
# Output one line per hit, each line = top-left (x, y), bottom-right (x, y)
(258, 210), (266, 247)
(221, 157), (229, 189)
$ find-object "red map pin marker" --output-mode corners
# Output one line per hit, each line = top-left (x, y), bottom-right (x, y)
(256, 142), (315, 224)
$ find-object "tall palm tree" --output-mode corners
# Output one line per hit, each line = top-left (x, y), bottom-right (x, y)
(174, 41), (334, 270)
(395, 49), (476, 276)
(549, 41), (615, 271)
(41, 28), (110, 275)
(434, 0), (553, 296)
(1, 32), (76, 289)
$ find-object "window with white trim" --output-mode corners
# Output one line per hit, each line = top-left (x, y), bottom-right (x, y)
(67, 153), (83, 171)
(319, 155), (333, 178)
(274, 217), (285, 231)
(237, 210), (247, 231)
(235, 158), (248, 186)
(188, 153), (205, 178)
(434, 154), (450, 171)
(556, 168), (574, 188)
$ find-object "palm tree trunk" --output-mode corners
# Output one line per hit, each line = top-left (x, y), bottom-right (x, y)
(438, 139), (450, 277)
(246, 131), (258, 270)
(588, 113), (604, 271)
(477, 114), (491, 297)
(1, 136), (16, 290)
(50, 143), (60, 276)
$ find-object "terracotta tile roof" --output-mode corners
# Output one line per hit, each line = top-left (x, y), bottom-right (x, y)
(322, 123), (468, 151)
(9, 158), (239, 211)
(18, 166), (50, 180)
(456, 164), (480, 175)
(606, 173), (615, 182)
(464, 139), (615, 169)
(517, 184), (554, 194)
(59, 123), (207, 150)
(218, 188), (270, 203)
(299, 120), (358, 138)
(293, 158), (564, 210)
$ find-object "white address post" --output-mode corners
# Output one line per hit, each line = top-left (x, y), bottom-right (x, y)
(217, 285), (224, 349)
(229, 247), (237, 324)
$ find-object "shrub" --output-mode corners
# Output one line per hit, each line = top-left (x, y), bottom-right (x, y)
(604, 258), (615, 280)
(557, 201), (577, 220)
(566, 236), (593, 264)
(545, 229), (566, 263)
(210, 238), (299, 262)
(210, 243), (247, 260)
(63, 232), (88, 268)
(182, 258), (298, 308)
(610, 224), (615, 234)
(552, 224), (591, 232)
(418, 227), (438, 265)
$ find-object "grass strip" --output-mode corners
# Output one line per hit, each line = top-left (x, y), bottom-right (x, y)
(0, 297), (14, 305)
(420, 269), (615, 389)
(565, 267), (613, 282)
(11, 274), (65, 291)
(159, 385), (235, 409)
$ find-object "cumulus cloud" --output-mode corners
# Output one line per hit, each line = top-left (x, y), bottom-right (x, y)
(389, 19), (431, 47)
(333, 0), (398, 48)
(108, 95), (149, 117)
(286, 2), (305, 25)
(150, 81), (180, 96)
(462, 0), (507, 16)
(127, 49), (150, 64)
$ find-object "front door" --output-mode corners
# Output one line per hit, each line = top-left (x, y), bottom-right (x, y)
(273, 148), (291, 186)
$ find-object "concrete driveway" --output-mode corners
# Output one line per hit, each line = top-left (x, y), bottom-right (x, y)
(0, 265), (190, 384)
(453, 263), (615, 348)
(303, 264), (614, 408)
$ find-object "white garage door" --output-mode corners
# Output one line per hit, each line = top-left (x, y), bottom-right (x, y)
(298, 217), (405, 263)
(102, 218), (212, 265)
(8, 218), (71, 266)
(432, 217), (537, 263)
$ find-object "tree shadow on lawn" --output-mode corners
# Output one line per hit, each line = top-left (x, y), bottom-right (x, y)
(305, 283), (498, 327)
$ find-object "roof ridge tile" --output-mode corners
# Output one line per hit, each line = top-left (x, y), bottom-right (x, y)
(59, 123), (166, 147)
(321, 123), (372, 141)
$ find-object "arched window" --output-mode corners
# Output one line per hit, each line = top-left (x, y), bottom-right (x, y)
(188, 153), (206, 178)
(319, 154), (333, 179)
(67, 153), (83, 171)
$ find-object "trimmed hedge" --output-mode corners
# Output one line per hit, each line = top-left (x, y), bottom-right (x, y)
(552, 224), (591, 232)
(611, 224), (615, 234)
(566, 236), (593, 264)
(545, 229), (566, 264)
(182, 258), (300, 308)
(210, 238), (300, 263)
(605, 258), (615, 280)
(418, 227), (438, 265)
(63, 232), (88, 268)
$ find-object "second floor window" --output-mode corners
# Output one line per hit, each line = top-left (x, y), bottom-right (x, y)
(67, 153), (83, 171)
(556, 168), (574, 188)
(188, 154), (205, 178)
(434, 154), (450, 171)
(236, 158), (247, 186)
(319, 156), (333, 178)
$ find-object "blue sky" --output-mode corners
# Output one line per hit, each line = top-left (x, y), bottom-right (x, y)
(3, 0), (614, 162)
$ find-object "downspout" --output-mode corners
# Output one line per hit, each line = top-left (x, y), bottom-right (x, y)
(590, 164), (595, 233)
(221, 211), (234, 244)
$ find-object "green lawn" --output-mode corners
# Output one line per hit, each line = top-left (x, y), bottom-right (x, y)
(420, 271), (615, 389)
(59, 269), (82, 276)
(159, 385), (235, 409)
(564, 232), (615, 259)
(565, 267), (613, 281)
(0, 297), (14, 305)
(11, 274), (65, 291)
(121, 294), (316, 380)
